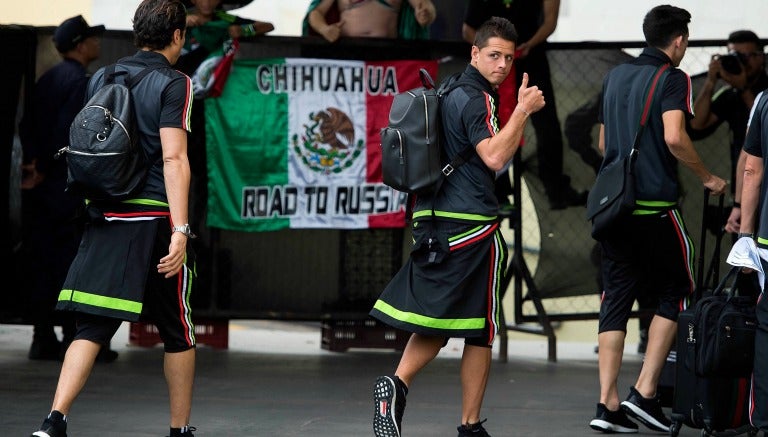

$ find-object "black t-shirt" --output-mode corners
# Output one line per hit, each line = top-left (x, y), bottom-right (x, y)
(598, 47), (693, 204)
(86, 51), (193, 206)
(464, 0), (543, 43)
(743, 91), (768, 246)
(413, 65), (498, 223)
(710, 73), (768, 162)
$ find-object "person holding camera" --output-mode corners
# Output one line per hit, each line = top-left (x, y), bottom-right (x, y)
(689, 30), (768, 234)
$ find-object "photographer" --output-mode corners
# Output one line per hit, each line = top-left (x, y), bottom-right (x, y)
(689, 30), (768, 233)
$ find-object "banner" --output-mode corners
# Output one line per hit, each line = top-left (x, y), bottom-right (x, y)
(205, 57), (437, 232)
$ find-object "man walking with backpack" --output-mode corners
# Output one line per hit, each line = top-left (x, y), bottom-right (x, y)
(30, 1), (197, 436)
(370, 16), (545, 437)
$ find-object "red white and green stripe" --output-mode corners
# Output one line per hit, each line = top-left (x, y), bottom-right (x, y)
(205, 57), (437, 232)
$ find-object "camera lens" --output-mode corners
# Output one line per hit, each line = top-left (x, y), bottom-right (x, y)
(719, 54), (742, 75)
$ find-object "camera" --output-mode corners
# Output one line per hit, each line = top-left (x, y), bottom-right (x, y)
(718, 53), (743, 75)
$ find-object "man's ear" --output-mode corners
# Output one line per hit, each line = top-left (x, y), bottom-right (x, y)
(174, 28), (184, 45)
(673, 34), (684, 49)
(471, 45), (479, 63)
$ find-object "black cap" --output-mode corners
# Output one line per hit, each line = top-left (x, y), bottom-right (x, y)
(52, 15), (105, 53)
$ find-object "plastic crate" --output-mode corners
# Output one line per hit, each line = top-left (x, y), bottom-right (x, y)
(129, 318), (229, 349)
(321, 318), (409, 352)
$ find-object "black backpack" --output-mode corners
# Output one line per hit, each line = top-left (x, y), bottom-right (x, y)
(380, 69), (480, 195)
(58, 63), (160, 201)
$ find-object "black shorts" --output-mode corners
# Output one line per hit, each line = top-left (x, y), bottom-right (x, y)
(371, 219), (507, 345)
(598, 210), (694, 333)
(72, 218), (196, 352)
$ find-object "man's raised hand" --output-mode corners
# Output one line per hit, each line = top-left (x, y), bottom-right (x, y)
(516, 72), (546, 116)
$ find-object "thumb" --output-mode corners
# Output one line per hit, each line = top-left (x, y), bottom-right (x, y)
(335, 20), (345, 28)
(520, 72), (529, 90)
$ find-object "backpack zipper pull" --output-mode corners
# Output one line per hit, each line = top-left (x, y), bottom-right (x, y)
(55, 146), (68, 159)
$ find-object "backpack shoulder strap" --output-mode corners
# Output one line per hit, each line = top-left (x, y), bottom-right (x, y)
(103, 63), (123, 85)
(438, 74), (490, 176)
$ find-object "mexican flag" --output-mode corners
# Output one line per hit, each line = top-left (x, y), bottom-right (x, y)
(205, 58), (437, 232)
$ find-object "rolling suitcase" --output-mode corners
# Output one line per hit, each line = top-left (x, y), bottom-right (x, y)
(657, 190), (725, 408)
(670, 270), (755, 436)
(752, 296), (768, 432)
(669, 191), (757, 437)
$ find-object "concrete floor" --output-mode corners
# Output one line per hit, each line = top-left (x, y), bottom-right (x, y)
(0, 321), (709, 436)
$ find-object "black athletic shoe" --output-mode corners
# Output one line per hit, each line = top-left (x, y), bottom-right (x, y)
(373, 375), (407, 437)
(168, 425), (196, 437)
(589, 403), (638, 433)
(620, 386), (671, 432)
(457, 418), (492, 436)
(31, 410), (67, 437)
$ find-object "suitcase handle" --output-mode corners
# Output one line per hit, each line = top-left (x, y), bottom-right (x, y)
(695, 189), (725, 300)
(710, 266), (740, 297)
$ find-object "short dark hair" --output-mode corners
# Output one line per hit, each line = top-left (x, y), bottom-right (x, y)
(474, 16), (518, 49)
(133, 0), (187, 50)
(728, 30), (763, 51)
(642, 4), (691, 49)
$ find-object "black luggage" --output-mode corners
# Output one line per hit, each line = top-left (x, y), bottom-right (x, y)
(670, 272), (756, 436)
(657, 191), (726, 408)
(750, 253), (768, 431)
(669, 191), (757, 437)
(753, 321), (768, 432)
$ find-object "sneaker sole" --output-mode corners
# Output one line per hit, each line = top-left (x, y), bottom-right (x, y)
(620, 401), (669, 432)
(589, 418), (638, 433)
(373, 376), (400, 437)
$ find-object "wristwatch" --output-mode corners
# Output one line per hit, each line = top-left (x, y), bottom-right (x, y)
(172, 224), (197, 239)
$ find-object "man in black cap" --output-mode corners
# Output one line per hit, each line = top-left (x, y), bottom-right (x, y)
(52, 15), (105, 54)
(19, 14), (112, 362)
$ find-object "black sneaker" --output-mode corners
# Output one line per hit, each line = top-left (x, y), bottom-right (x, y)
(373, 375), (407, 437)
(620, 386), (671, 432)
(31, 410), (67, 437)
(589, 403), (638, 433)
(457, 418), (491, 436)
(168, 425), (196, 437)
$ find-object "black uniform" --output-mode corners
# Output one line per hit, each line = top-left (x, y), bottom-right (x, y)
(58, 51), (196, 352)
(371, 65), (506, 345)
(596, 47), (696, 332)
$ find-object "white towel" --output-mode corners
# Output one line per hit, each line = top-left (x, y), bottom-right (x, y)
(726, 236), (765, 292)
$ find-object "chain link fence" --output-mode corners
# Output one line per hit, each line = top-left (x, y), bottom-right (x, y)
(5, 30), (749, 325)
(511, 41), (740, 323)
